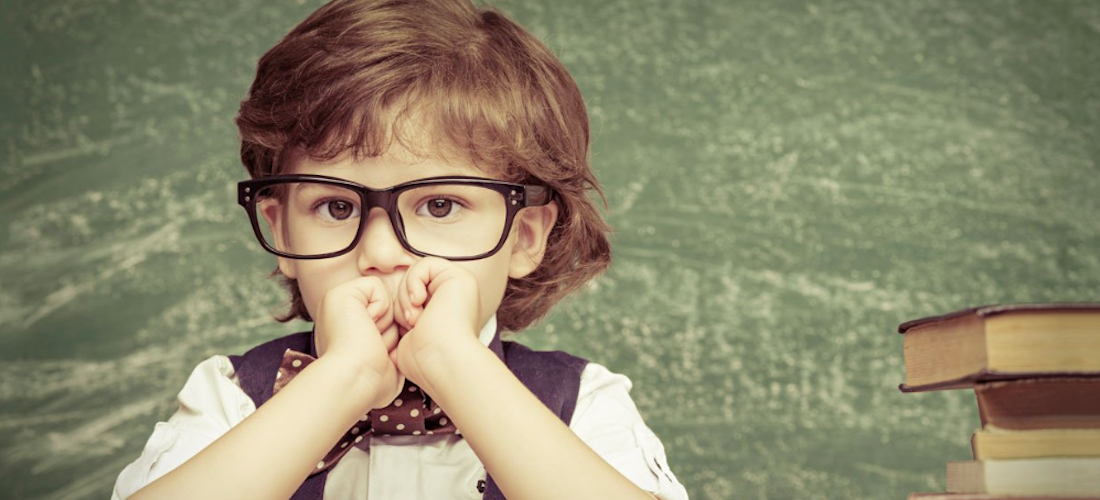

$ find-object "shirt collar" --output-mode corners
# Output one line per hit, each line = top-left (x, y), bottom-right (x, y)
(481, 315), (505, 362)
(478, 315), (497, 347)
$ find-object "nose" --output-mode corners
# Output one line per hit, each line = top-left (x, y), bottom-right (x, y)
(356, 207), (414, 275)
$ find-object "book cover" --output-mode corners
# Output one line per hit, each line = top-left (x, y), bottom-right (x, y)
(976, 377), (1100, 430)
(898, 303), (1100, 392)
(946, 458), (1100, 496)
(971, 426), (1100, 460)
(910, 494), (1100, 500)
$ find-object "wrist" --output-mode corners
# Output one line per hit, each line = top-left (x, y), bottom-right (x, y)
(314, 353), (396, 410)
(410, 332), (487, 396)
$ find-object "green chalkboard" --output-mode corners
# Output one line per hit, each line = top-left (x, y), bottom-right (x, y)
(2, 1), (1099, 499)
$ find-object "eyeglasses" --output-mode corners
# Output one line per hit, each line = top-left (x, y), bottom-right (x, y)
(237, 174), (553, 261)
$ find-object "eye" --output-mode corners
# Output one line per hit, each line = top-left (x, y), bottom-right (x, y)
(314, 198), (360, 222)
(416, 197), (465, 220)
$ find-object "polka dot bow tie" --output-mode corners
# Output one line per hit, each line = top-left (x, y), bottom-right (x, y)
(274, 349), (457, 475)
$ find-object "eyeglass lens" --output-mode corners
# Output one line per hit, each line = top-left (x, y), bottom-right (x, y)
(252, 181), (508, 259)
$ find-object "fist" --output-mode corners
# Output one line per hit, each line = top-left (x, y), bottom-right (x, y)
(313, 276), (404, 409)
(392, 257), (483, 384)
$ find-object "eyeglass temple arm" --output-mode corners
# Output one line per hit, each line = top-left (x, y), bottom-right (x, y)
(525, 185), (552, 206)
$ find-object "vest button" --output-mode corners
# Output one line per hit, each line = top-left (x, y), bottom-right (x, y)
(477, 479), (486, 493)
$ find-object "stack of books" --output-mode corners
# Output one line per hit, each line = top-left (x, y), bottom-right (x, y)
(899, 303), (1100, 500)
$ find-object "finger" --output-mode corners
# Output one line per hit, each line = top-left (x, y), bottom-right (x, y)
(323, 276), (393, 342)
(405, 257), (446, 308)
(361, 281), (399, 342)
(418, 256), (463, 301)
(377, 305), (394, 335)
(402, 261), (437, 327)
(346, 276), (395, 329)
(356, 276), (391, 309)
(405, 263), (426, 310)
(404, 256), (454, 308)
(317, 278), (387, 357)
(321, 283), (376, 334)
(368, 290), (394, 334)
(334, 277), (387, 313)
(366, 291), (391, 323)
(379, 321), (400, 353)
(394, 272), (415, 330)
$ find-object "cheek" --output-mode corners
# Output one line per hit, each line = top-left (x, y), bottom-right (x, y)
(296, 279), (325, 320)
(294, 261), (359, 318)
(460, 256), (511, 321)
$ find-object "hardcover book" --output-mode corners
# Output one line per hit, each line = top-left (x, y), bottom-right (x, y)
(975, 377), (1100, 430)
(971, 425), (1100, 460)
(946, 458), (1100, 496)
(898, 304), (1100, 392)
(910, 494), (1099, 500)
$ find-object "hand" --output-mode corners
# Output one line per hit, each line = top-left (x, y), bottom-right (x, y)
(392, 257), (483, 387)
(313, 276), (404, 410)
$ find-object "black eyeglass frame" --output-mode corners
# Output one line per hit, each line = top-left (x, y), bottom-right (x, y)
(237, 174), (553, 261)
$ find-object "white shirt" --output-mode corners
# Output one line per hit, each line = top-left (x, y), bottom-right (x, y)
(112, 316), (689, 500)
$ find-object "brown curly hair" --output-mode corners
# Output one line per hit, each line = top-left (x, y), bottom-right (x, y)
(235, 0), (612, 333)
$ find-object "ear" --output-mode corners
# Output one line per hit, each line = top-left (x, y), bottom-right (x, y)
(508, 200), (559, 279)
(258, 200), (298, 279)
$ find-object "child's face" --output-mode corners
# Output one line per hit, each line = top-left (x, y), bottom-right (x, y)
(260, 142), (558, 334)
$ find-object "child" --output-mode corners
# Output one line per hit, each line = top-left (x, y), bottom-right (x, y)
(112, 0), (688, 499)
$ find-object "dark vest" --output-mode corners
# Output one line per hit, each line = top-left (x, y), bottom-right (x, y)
(228, 326), (588, 500)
